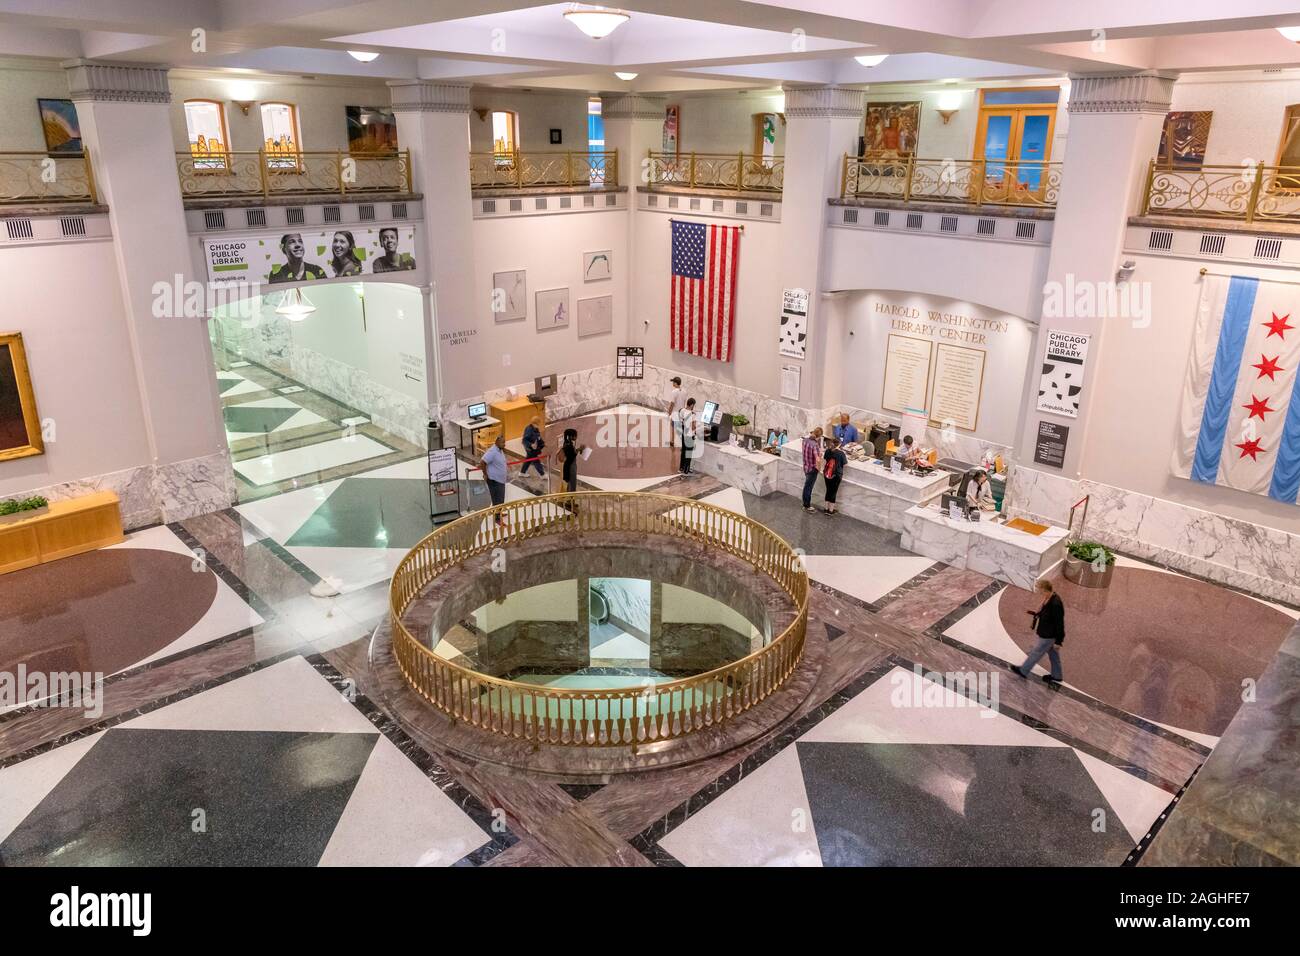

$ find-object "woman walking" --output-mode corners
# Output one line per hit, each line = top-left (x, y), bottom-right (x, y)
(1014, 579), (1065, 685)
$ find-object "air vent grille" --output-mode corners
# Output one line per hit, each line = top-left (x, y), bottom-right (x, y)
(5, 218), (34, 240)
(976, 218), (997, 236)
(509, 199), (522, 212)
(245, 208), (267, 227)
(323, 205), (342, 223)
(482, 199), (496, 214)
(873, 210), (889, 227)
(560, 196), (571, 209)
(906, 213), (923, 229)
(391, 202), (408, 218)
(760, 203), (773, 217)
(690, 197), (700, 210)
(1197, 233), (1225, 256)
(1014, 220), (1037, 240)
(583, 194), (595, 207)
(668, 196), (679, 208)
(713, 199), (724, 212)
(1254, 237), (1283, 260)
(1147, 229), (1174, 251)
(605, 194), (616, 206)
(358, 203), (376, 221)
(843, 208), (859, 224)
(648, 194), (658, 207)
(285, 207), (305, 225)
(940, 215), (959, 232)
(736, 201), (748, 215)
(203, 210), (226, 230)
(59, 216), (86, 237)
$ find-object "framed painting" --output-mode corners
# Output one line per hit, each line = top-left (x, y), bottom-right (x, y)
(536, 288), (570, 331)
(863, 101), (920, 158)
(583, 250), (611, 281)
(577, 295), (613, 337)
(493, 269), (527, 322)
(37, 98), (82, 156)
(663, 104), (680, 157)
(0, 332), (44, 462)
(346, 106), (398, 153)
(1157, 111), (1212, 169)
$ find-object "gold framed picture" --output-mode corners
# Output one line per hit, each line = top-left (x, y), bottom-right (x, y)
(0, 332), (44, 462)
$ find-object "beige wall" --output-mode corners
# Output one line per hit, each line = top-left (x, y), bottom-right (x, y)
(670, 90), (787, 156)
(468, 89), (590, 153)
(1169, 71), (1300, 167)
(0, 59), (72, 152)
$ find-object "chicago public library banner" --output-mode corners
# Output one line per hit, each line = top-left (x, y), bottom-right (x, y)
(202, 226), (419, 285)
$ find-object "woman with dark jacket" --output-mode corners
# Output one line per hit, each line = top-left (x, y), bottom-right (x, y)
(559, 427), (585, 493)
(1014, 579), (1065, 684)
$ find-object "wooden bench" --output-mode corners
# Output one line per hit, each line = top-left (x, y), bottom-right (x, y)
(0, 491), (127, 574)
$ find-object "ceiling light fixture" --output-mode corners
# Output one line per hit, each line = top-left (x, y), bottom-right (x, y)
(564, 5), (630, 39)
(1279, 26), (1300, 42)
(274, 288), (316, 321)
(854, 54), (888, 67)
(348, 50), (380, 62)
(614, 71), (638, 80)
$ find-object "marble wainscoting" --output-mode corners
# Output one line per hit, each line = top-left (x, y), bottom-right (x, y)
(12, 463), (160, 530)
(641, 364), (825, 439)
(695, 442), (780, 496)
(1005, 465), (1300, 606)
(833, 403), (1014, 466)
(443, 365), (625, 427)
(290, 347), (427, 446)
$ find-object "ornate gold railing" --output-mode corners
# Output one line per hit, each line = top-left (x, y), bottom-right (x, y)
(175, 149), (412, 199)
(1141, 160), (1300, 222)
(389, 491), (808, 748)
(647, 151), (784, 193)
(0, 150), (98, 205)
(841, 155), (1062, 208)
(468, 149), (618, 189)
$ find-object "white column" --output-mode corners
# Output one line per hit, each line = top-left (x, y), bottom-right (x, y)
(777, 85), (865, 411)
(388, 80), (478, 415)
(1017, 71), (1176, 476)
(63, 58), (233, 522)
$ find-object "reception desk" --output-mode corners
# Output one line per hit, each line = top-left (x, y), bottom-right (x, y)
(901, 505), (1069, 590)
(696, 441), (780, 495)
(778, 445), (949, 531)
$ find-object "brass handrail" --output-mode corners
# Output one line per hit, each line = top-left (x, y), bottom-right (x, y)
(175, 148), (412, 199)
(841, 154), (1062, 208)
(388, 491), (808, 748)
(1141, 159), (1300, 222)
(468, 149), (619, 189)
(0, 150), (98, 205)
(647, 150), (783, 193)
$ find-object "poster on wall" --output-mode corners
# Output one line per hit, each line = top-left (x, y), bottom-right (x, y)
(37, 98), (82, 156)
(202, 226), (419, 285)
(929, 342), (986, 431)
(1033, 421), (1069, 468)
(863, 101), (920, 158)
(1157, 111), (1212, 169)
(754, 113), (778, 166)
(663, 104), (680, 157)
(616, 346), (644, 379)
(781, 363), (801, 401)
(778, 287), (810, 359)
(881, 334), (933, 414)
(1036, 329), (1090, 418)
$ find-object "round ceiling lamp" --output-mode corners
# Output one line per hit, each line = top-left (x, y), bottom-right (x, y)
(564, 6), (630, 39)
(274, 288), (317, 321)
(1278, 26), (1300, 42)
(854, 54), (888, 67)
(614, 71), (638, 80)
(348, 50), (380, 62)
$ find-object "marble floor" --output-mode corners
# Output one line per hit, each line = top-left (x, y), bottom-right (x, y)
(1, 405), (1295, 866)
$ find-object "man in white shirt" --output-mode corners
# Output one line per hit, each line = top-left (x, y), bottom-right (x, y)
(678, 398), (698, 474)
(667, 376), (683, 447)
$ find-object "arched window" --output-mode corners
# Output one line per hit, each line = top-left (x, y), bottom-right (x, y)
(260, 102), (302, 169)
(183, 99), (230, 169)
(491, 110), (517, 167)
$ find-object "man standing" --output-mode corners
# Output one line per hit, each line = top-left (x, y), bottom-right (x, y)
(481, 434), (509, 526)
(801, 427), (823, 513)
(666, 376), (683, 448)
(679, 398), (698, 474)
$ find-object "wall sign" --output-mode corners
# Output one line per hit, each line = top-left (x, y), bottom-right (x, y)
(1036, 329), (1090, 418)
(203, 226), (419, 285)
(778, 287), (809, 359)
(780, 363), (801, 401)
(881, 334), (932, 414)
(1033, 420), (1069, 468)
(616, 346), (644, 379)
(929, 342), (985, 432)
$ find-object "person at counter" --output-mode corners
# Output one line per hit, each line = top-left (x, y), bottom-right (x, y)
(833, 414), (859, 445)
(801, 427), (823, 513)
(899, 435), (920, 463)
(821, 436), (847, 516)
(965, 468), (996, 511)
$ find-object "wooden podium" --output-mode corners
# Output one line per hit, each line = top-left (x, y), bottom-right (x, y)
(0, 491), (127, 574)
(489, 397), (545, 443)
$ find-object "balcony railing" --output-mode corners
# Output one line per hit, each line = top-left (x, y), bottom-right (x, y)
(0, 151), (98, 205)
(175, 149), (412, 200)
(468, 149), (618, 189)
(841, 155), (1062, 209)
(647, 151), (784, 193)
(1141, 160), (1300, 223)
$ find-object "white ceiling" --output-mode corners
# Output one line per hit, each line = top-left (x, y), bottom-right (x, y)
(2, 0), (1300, 92)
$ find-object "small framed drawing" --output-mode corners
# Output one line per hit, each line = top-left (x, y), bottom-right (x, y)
(549, 128), (562, 145)
(577, 295), (613, 337)
(492, 269), (526, 322)
(536, 288), (570, 330)
(583, 250), (612, 281)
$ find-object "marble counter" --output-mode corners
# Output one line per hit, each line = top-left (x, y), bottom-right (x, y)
(777, 445), (950, 531)
(696, 441), (781, 496)
(901, 505), (1069, 590)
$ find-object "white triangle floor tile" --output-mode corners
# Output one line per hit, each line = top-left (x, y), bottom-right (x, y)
(1073, 748), (1174, 844)
(0, 732), (105, 845)
(803, 554), (935, 605)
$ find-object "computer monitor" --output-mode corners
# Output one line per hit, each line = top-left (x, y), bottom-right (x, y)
(534, 374), (557, 398)
(701, 401), (719, 425)
(467, 401), (487, 420)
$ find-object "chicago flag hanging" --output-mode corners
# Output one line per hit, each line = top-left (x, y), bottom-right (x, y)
(670, 220), (741, 362)
(1174, 274), (1300, 504)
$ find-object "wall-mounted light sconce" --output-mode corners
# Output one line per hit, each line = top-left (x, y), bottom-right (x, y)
(935, 90), (962, 125)
(473, 108), (490, 122)
(1117, 259), (1136, 283)
(232, 100), (256, 116)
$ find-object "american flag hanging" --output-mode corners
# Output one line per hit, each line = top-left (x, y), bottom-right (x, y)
(671, 220), (741, 362)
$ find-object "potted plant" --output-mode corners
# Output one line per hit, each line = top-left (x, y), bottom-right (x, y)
(1063, 539), (1115, 588)
(0, 495), (50, 525)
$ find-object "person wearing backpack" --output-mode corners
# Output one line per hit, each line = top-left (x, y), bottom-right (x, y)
(821, 436), (847, 515)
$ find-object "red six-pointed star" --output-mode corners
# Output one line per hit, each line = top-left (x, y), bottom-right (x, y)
(1263, 312), (1294, 339)
(1242, 394), (1275, 420)
(1253, 354), (1284, 381)
(1235, 437), (1266, 461)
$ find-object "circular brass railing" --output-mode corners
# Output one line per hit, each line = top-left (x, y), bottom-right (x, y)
(388, 492), (808, 748)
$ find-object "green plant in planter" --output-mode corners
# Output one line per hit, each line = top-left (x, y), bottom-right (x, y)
(1067, 540), (1115, 567)
(0, 495), (49, 517)
(730, 413), (750, 428)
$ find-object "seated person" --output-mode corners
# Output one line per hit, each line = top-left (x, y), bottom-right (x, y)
(832, 413), (860, 445)
(965, 468), (996, 511)
(898, 434), (922, 462)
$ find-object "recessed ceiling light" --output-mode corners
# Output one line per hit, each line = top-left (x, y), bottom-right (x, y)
(348, 50), (380, 62)
(1279, 26), (1300, 42)
(614, 71), (638, 80)
(564, 5), (630, 39)
(855, 54), (888, 67)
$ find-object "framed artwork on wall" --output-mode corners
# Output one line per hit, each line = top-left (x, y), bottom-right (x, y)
(577, 295), (613, 337)
(583, 250), (612, 281)
(345, 106), (399, 153)
(549, 128), (562, 145)
(37, 99), (82, 156)
(536, 288), (570, 330)
(493, 270), (527, 322)
(863, 101), (920, 158)
(0, 332), (44, 462)
(663, 104), (680, 157)
(1157, 110), (1212, 168)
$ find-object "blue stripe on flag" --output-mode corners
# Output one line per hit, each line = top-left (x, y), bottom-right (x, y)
(1268, 366), (1300, 503)
(1191, 276), (1258, 483)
